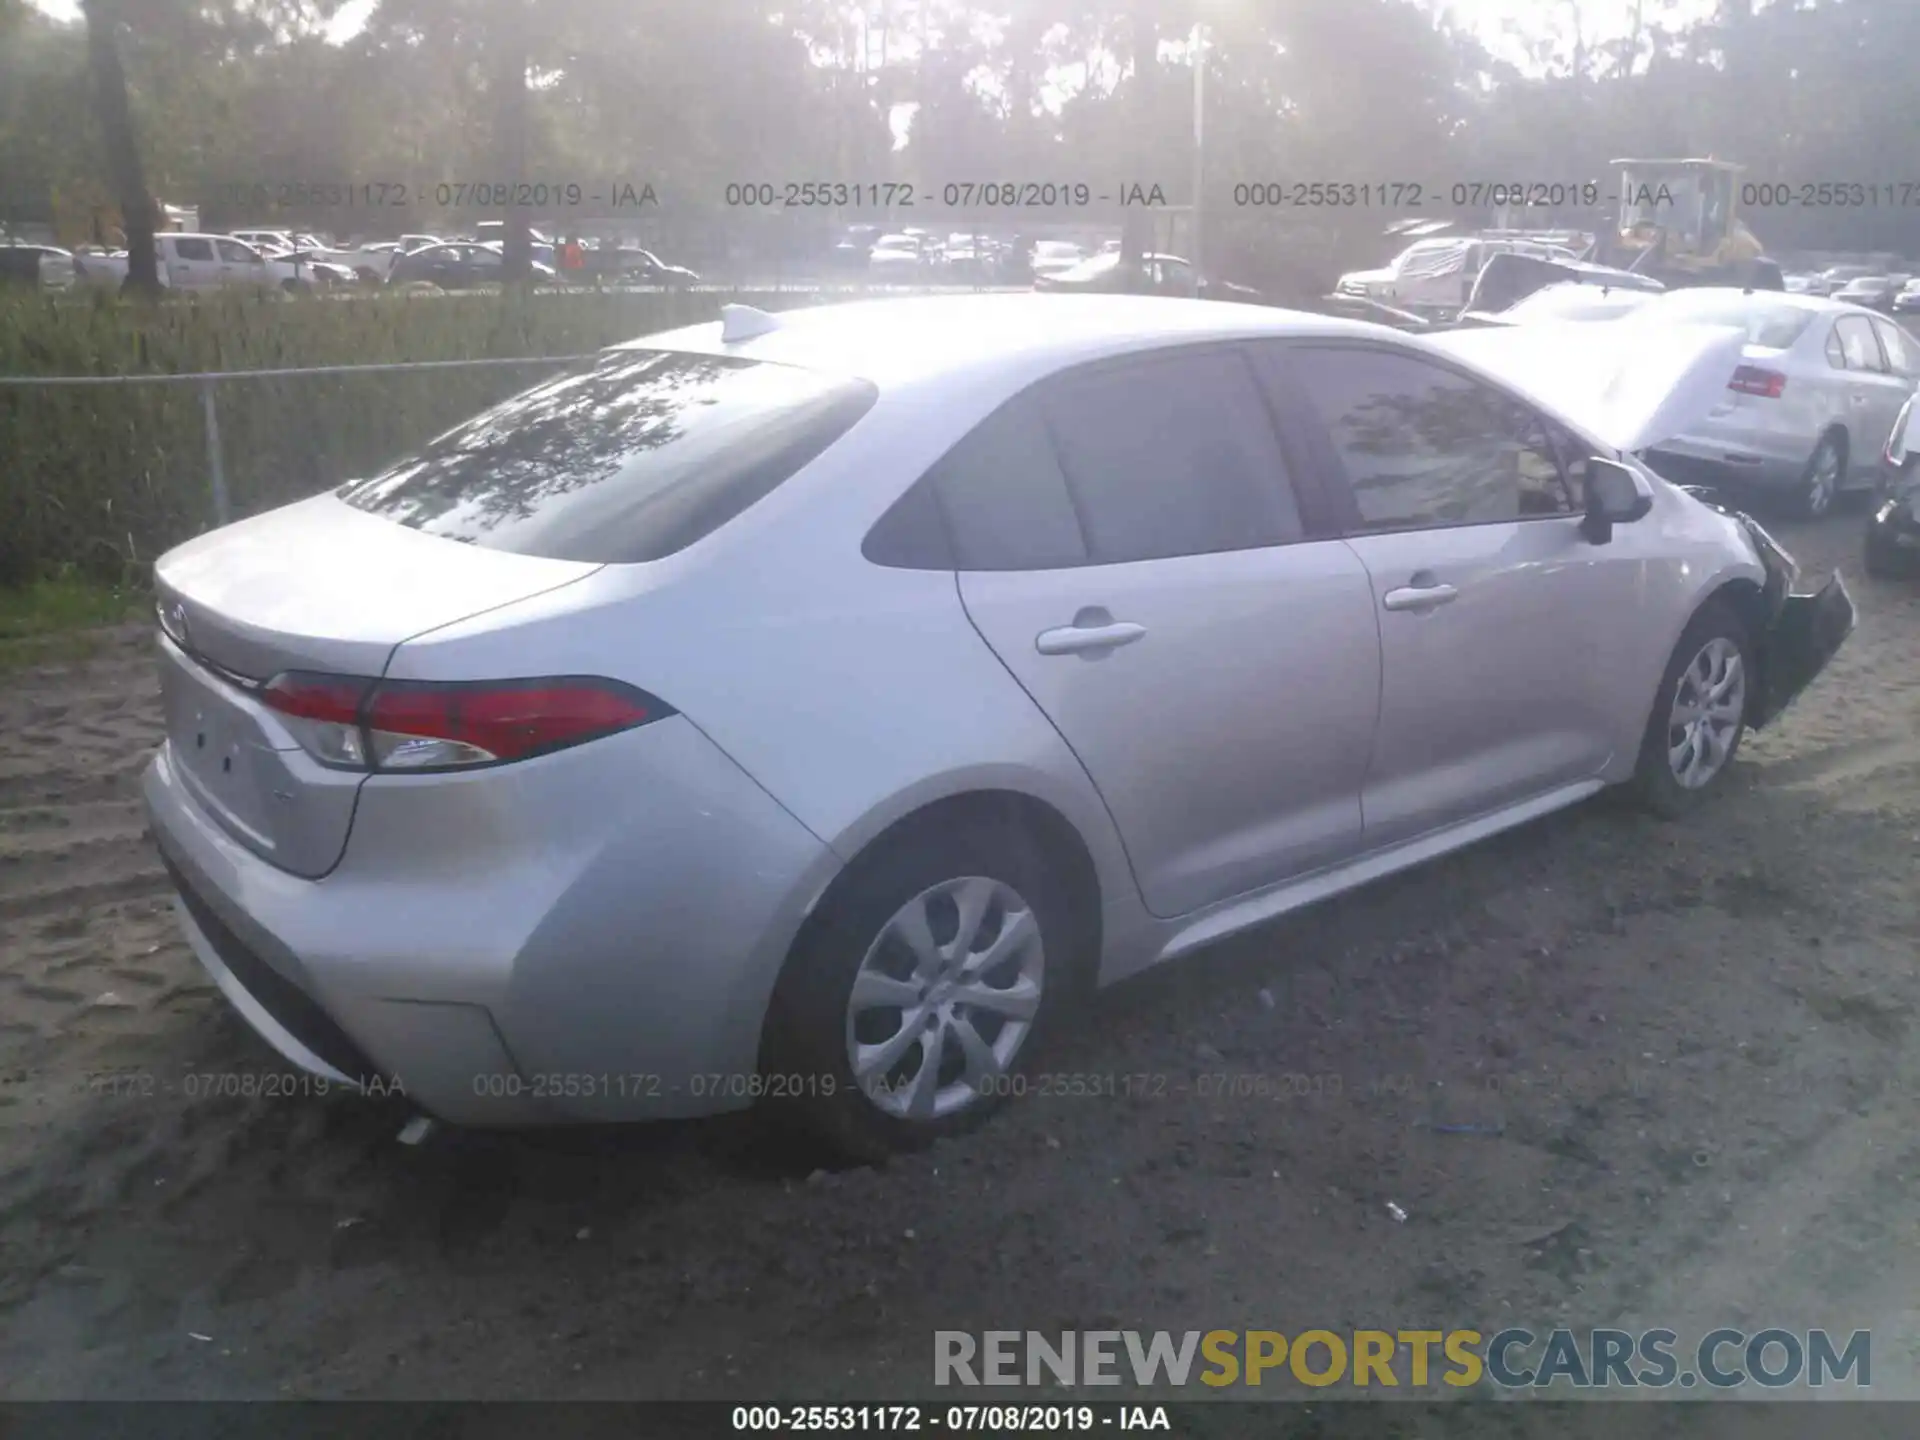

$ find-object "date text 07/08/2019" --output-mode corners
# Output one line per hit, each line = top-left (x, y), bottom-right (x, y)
(730, 1404), (1171, 1432)
(209, 181), (658, 211)
(722, 182), (1169, 209)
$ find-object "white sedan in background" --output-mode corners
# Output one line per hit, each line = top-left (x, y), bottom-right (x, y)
(1635, 289), (1920, 517)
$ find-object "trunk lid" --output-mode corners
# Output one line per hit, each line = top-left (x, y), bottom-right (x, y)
(1426, 319), (1749, 453)
(154, 494), (600, 876)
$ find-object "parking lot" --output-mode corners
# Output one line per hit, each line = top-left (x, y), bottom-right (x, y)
(0, 510), (1917, 1400)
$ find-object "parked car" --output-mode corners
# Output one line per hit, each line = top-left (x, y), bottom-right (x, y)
(1890, 279), (1920, 316)
(387, 241), (556, 288)
(1636, 288), (1920, 517)
(1029, 240), (1086, 278)
(258, 245), (355, 291)
(335, 234), (442, 283)
(605, 245), (698, 285)
(0, 243), (76, 289)
(1337, 236), (1584, 315)
(72, 233), (277, 292)
(231, 228), (299, 254)
(473, 221), (555, 247)
(1831, 275), (1902, 311)
(1033, 251), (1266, 304)
(1813, 263), (1882, 297)
(866, 235), (926, 275)
(142, 293), (1851, 1160)
(1865, 390), (1920, 577)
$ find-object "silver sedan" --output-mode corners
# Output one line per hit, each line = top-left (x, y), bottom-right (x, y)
(142, 295), (1854, 1160)
(1637, 289), (1920, 517)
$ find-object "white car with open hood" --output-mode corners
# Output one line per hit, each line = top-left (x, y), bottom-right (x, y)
(140, 294), (1853, 1160)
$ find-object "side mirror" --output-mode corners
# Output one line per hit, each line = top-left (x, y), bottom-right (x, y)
(1582, 457), (1654, 544)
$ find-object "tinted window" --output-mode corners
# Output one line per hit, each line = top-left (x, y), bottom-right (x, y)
(1837, 316), (1887, 373)
(1872, 319), (1914, 375)
(929, 396), (1087, 570)
(172, 238), (214, 261)
(1826, 326), (1847, 368)
(1295, 348), (1575, 530)
(338, 350), (877, 562)
(1041, 349), (1302, 563)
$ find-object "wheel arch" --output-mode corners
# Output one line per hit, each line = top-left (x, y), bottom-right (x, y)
(757, 784), (1115, 1072)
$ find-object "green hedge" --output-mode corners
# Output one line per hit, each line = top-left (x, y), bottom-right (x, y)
(0, 285), (877, 587)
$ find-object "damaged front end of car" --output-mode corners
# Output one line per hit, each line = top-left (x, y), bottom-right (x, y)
(1679, 487), (1857, 728)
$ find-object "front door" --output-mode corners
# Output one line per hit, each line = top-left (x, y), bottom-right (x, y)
(1276, 341), (1650, 847)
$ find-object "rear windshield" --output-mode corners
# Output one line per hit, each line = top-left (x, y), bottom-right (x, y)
(338, 350), (877, 562)
(1638, 291), (1817, 348)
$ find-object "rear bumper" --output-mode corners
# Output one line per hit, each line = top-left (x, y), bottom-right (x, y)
(1649, 432), (1811, 492)
(144, 715), (842, 1126)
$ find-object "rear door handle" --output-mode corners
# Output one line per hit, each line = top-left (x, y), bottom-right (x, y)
(1036, 621), (1147, 655)
(1382, 582), (1459, 612)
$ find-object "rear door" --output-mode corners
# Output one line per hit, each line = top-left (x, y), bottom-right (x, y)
(1837, 315), (1911, 473)
(951, 345), (1381, 918)
(1272, 341), (1649, 848)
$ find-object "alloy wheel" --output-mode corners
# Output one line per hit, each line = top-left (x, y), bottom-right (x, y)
(1666, 636), (1746, 789)
(1806, 443), (1841, 517)
(844, 875), (1044, 1121)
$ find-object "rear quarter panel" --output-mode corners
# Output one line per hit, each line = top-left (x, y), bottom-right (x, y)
(382, 385), (1151, 978)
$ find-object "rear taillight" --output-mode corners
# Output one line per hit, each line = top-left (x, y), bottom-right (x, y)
(261, 673), (671, 773)
(1728, 365), (1786, 399)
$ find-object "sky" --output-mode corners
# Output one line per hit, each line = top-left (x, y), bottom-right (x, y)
(23, 0), (1722, 72)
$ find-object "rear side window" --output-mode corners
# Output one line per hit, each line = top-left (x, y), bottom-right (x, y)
(929, 396), (1088, 570)
(1642, 292), (1816, 348)
(172, 238), (214, 261)
(1836, 316), (1887, 373)
(1039, 348), (1303, 563)
(338, 350), (877, 562)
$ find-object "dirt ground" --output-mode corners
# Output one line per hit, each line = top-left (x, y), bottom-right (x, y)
(2, 511), (1918, 1405)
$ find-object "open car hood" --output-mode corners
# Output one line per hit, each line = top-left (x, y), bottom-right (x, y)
(1425, 320), (1748, 454)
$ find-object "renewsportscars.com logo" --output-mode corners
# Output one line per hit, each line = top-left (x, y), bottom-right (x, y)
(933, 1328), (1872, 1391)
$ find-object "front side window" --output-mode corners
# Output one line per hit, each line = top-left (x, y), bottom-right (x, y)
(1293, 347), (1576, 531)
(216, 240), (258, 264)
(339, 350), (877, 562)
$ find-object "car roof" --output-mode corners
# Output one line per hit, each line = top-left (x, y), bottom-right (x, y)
(614, 293), (1384, 389)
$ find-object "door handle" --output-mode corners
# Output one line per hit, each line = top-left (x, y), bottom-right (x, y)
(1382, 582), (1459, 612)
(1036, 621), (1147, 655)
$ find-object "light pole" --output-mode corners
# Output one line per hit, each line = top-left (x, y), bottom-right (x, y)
(1190, 21), (1207, 297)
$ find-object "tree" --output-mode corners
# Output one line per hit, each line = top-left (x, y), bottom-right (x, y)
(79, 0), (159, 294)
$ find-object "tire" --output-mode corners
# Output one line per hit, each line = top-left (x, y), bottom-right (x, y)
(1632, 602), (1753, 819)
(1794, 431), (1846, 519)
(761, 818), (1083, 1163)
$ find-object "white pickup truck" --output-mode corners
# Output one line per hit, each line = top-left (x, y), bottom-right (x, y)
(1336, 236), (1583, 315)
(74, 232), (287, 291)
